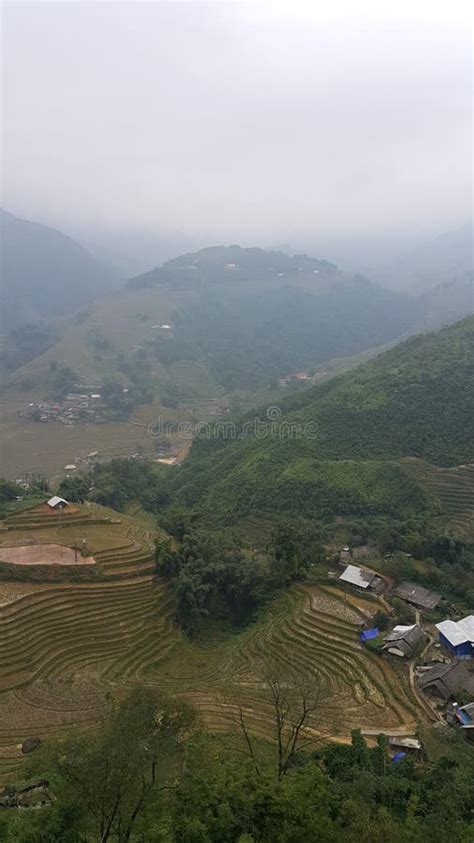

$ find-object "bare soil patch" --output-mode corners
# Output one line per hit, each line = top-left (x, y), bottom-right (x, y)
(0, 544), (95, 566)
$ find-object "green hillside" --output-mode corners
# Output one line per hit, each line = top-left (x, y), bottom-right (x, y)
(2, 246), (469, 480)
(0, 209), (119, 330)
(128, 245), (421, 390)
(162, 317), (474, 524)
(6, 245), (419, 396)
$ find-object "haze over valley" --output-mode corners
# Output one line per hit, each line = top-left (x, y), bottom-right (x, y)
(0, 2), (473, 840)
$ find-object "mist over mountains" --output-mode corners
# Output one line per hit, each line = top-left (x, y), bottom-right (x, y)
(0, 209), (121, 329)
(0, 210), (472, 393)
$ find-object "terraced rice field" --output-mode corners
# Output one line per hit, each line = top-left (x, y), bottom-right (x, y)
(406, 459), (474, 541)
(0, 503), (423, 782)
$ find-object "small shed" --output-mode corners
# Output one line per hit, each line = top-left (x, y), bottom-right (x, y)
(436, 616), (474, 659)
(388, 736), (422, 754)
(46, 496), (69, 510)
(382, 624), (424, 658)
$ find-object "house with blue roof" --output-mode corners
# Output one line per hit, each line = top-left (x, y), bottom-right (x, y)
(436, 615), (474, 659)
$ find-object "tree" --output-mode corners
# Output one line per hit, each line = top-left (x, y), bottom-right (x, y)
(226, 660), (324, 781)
(174, 571), (210, 635)
(0, 478), (21, 503)
(52, 688), (194, 843)
(30, 474), (50, 494)
(270, 520), (324, 586)
(57, 474), (90, 503)
(373, 611), (391, 631)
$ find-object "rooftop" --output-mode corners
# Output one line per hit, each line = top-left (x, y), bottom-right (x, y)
(339, 564), (375, 589)
(394, 581), (442, 610)
(417, 661), (474, 700)
(46, 496), (68, 508)
(388, 737), (422, 750)
(436, 616), (474, 647)
(382, 624), (424, 657)
(384, 623), (422, 642)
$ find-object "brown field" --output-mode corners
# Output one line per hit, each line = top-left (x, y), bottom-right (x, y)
(0, 503), (426, 784)
(0, 544), (95, 566)
(0, 395), (157, 481)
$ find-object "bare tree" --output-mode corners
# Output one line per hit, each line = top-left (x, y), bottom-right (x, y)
(221, 659), (323, 781)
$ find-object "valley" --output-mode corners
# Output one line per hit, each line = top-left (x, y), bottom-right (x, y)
(3, 245), (471, 480)
(0, 502), (422, 785)
(2, 3), (473, 835)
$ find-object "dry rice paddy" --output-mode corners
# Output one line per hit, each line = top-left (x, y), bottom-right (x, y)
(0, 503), (423, 783)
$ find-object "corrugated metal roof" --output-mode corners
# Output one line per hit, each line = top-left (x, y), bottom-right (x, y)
(394, 582), (442, 609)
(436, 616), (474, 647)
(417, 661), (474, 698)
(47, 496), (68, 508)
(383, 624), (424, 657)
(339, 564), (374, 589)
(388, 737), (422, 750)
(385, 624), (417, 640)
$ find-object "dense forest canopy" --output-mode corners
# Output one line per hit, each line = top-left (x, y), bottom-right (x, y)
(158, 317), (474, 524)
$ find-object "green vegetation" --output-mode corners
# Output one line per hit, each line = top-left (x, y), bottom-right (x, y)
(0, 313), (472, 839)
(0, 500), (422, 786)
(0, 478), (23, 517)
(0, 322), (58, 373)
(158, 318), (473, 529)
(1, 691), (473, 842)
(4, 245), (420, 400)
(130, 245), (420, 390)
(155, 519), (324, 634)
(86, 459), (167, 511)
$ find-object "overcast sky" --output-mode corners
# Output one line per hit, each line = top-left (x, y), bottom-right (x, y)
(1, 0), (472, 244)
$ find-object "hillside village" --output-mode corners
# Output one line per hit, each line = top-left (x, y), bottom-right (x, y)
(19, 387), (109, 425)
(336, 551), (474, 743)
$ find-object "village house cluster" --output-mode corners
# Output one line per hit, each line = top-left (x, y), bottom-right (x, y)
(336, 547), (474, 743)
(277, 370), (330, 388)
(19, 387), (109, 425)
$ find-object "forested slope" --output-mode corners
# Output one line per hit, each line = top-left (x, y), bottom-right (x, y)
(163, 318), (474, 523)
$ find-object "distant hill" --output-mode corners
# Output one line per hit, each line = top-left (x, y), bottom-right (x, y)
(407, 223), (473, 291)
(372, 223), (473, 294)
(415, 273), (473, 331)
(0, 209), (120, 329)
(126, 245), (421, 390)
(162, 317), (474, 525)
(4, 244), (423, 398)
